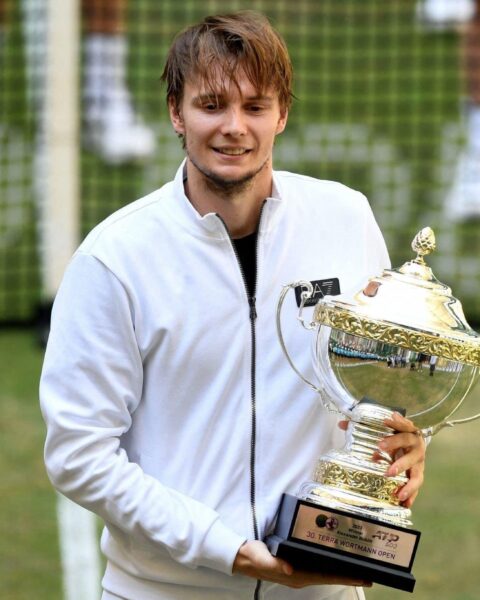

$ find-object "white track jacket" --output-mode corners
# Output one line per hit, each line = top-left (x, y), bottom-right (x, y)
(40, 161), (389, 600)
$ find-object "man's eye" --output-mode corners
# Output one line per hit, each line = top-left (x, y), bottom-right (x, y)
(204, 103), (220, 110)
(248, 105), (264, 113)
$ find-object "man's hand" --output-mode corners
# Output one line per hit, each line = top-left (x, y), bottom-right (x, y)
(233, 540), (372, 589)
(339, 411), (426, 508)
(379, 412), (426, 508)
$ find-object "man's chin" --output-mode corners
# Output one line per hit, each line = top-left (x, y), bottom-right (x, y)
(196, 164), (261, 192)
(188, 153), (270, 196)
(205, 172), (256, 194)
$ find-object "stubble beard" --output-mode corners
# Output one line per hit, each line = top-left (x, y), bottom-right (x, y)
(185, 137), (270, 199)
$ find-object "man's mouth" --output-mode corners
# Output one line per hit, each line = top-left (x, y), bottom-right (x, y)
(213, 147), (251, 156)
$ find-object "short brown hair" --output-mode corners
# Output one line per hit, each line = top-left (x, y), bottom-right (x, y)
(161, 11), (293, 112)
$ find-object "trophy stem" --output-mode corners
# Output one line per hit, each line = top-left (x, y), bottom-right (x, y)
(345, 403), (395, 465)
(300, 402), (412, 527)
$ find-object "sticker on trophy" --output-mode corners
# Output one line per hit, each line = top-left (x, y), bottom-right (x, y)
(294, 278), (340, 307)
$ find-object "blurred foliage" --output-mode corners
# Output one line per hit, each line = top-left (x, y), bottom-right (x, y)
(1, 0), (479, 323)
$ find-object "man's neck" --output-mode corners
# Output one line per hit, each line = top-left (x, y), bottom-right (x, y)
(183, 159), (273, 238)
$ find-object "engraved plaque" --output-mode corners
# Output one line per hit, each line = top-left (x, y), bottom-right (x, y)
(292, 504), (418, 569)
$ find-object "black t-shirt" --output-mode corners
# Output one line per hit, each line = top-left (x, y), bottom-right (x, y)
(232, 231), (258, 298)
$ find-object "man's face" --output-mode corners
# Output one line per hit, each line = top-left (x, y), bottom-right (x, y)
(169, 70), (288, 192)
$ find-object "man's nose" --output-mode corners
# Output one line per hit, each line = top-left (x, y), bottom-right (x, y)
(220, 107), (247, 136)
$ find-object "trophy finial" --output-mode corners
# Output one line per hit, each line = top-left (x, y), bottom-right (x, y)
(412, 227), (436, 264)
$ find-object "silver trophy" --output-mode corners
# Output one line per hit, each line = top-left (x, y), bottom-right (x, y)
(268, 227), (480, 592)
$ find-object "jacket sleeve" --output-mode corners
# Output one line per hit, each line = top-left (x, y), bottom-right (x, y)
(40, 251), (246, 575)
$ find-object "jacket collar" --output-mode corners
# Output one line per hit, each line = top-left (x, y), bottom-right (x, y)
(168, 159), (285, 239)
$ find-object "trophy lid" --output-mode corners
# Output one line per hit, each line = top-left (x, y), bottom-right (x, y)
(313, 227), (480, 366)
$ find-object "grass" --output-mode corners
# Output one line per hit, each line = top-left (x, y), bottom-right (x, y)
(1, 329), (479, 599)
(369, 419), (480, 600)
(0, 330), (61, 600)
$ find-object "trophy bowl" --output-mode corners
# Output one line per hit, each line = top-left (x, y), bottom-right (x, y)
(268, 227), (480, 591)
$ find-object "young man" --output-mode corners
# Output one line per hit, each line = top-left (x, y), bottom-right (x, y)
(40, 12), (426, 600)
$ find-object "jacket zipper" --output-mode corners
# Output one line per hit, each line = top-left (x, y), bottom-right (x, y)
(217, 202), (266, 600)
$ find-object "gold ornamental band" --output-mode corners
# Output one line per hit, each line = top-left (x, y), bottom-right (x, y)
(314, 303), (480, 367)
(315, 460), (402, 505)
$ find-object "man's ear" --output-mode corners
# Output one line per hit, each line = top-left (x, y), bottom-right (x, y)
(276, 109), (288, 135)
(168, 98), (185, 135)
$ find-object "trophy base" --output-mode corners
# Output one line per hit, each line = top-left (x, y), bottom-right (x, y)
(266, 494), (420, 593)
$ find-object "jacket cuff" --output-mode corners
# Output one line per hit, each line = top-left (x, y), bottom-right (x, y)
(197, 519), (247, 575)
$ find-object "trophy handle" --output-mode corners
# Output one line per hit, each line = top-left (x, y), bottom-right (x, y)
(276, 281), (322, 394)
(430, 367), (480, 434)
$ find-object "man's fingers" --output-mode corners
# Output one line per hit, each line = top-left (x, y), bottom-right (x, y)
(402, 489), (419, 509)
(381, 432), (424, 461)
(381, 429), (425, 472)
(278, 559), (294, 576)
(383, 412), (417, 433)
(380, 412), (426, 475)
(339, 412), (426, 509)
(249, 541), (292, 573)
(396, 462), (425, 503)
(387, 449), (425, 477)
(280, 570), (372, 589)
(233, 540), (372, 588)
(376, 411), (426, 507)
